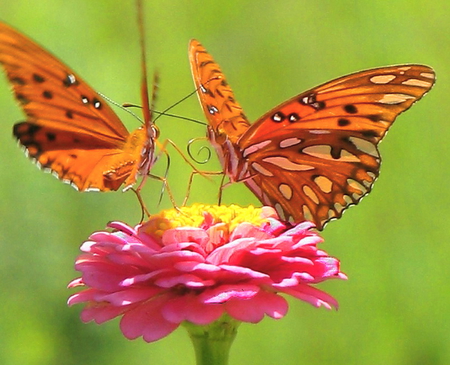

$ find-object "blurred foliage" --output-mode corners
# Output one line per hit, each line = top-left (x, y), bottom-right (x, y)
(0, 0), (448, 364)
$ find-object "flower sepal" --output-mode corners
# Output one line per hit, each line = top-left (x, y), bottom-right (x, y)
(183, 314), (241, 365)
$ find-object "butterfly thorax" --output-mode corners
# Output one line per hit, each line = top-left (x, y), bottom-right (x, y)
(207, 125), (249, 182)
(103, 127), (154, 191)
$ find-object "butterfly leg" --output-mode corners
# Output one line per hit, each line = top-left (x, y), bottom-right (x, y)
(147, 173), (180, 211)
(130, 184), (151, 222)
(156, 138), (210, 176)
(182, 169), (225, 206)
(154, 137), (219, 206)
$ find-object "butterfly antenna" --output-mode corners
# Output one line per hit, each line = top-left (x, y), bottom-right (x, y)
(98, 92), (144, 122)
(123, 102), (206, 125)
(100, 97), (205, 126)
(152, 87), (201, 124)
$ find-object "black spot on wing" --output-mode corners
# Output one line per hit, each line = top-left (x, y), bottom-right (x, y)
(338, 118), (350, 127)
(42, 90), (53, 99)
(344, 104), (358, 114)
(33, 73), (45, 83)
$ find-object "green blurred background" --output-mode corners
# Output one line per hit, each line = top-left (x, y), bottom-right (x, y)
(0, 1), (448, 364)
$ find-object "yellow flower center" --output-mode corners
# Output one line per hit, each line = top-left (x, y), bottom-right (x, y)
(141, 204), (275, 239)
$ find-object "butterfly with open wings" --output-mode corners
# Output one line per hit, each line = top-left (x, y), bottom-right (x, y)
(189, 40), (435, 230)
(0, 21), (158, 193)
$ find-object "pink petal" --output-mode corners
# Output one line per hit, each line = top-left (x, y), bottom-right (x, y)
(201, 284), (261, 303)
(162, 294), (224, 324)
(120, 295), (179, 342)
(226, 291), (288, 322)
(162, 227), (209, 246)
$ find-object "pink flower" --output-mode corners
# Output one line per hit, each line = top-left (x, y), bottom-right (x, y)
(68, 204), (346, 342)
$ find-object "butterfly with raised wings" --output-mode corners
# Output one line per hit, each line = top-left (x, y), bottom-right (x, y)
(0, 21), (158, 192)
(189, 40), (435, 230)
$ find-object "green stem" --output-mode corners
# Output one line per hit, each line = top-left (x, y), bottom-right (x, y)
(183, 315), (241, 365)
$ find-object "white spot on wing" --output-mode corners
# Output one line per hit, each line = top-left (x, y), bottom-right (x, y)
(362, 179), (373, 188)
(303, 185), (319, 204)
(348, 137), (379, 158)
(243, 140), (272, 158)
(279, 183), (293, 200)
(370, 75), (396, 84)
(86, 187), (101, 192)
(367, 171), (376, 180)
(328, 209), (337, 219)
(251, 162), (274, 177)
(401, 78), (432, 88)
(262, 156), (314, 171)
(313, 175), (333, 194)
(378, 93), (415, 104)
(302, 205), (313, 221)
(279, 137), (302, 148)
(67, 74), (77, 84)
(303, 145), (359, 162)
(420, 72), (434, 79)
(274, 203), (285, 220)
(343, 195), (353, 204)
(334, 202), (344, 213)
(309, 130), (331, 135)
(347, 178), (367, 195)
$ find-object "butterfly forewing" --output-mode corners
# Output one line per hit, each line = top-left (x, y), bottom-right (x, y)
(0, 22), (154, 191)
(189, 39), (435, 230)
(189, 40), (251, 145)
(0, 23), (128, 140)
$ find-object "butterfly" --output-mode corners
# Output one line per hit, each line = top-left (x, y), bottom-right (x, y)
(189, 39), (435, 230)
(0, 21), (158, 192)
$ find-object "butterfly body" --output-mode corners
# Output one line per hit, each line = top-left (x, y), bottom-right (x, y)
(0, 22), (157, 192)
(189, 39), (435, 230)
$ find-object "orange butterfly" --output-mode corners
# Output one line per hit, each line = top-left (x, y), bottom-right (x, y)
(0, 22), (158, 192)
(189, 39), (435, 230)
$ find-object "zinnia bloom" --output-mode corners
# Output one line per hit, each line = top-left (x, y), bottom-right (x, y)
(68, 204), (346, 342)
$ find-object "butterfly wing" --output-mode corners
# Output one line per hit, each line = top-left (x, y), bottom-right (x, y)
(189, 40), (252, 176)
(0, 22), (147, 191)
(189, 40), (435, 230)
(240, 65), (435, 229)
(189, 40), (251, 141)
